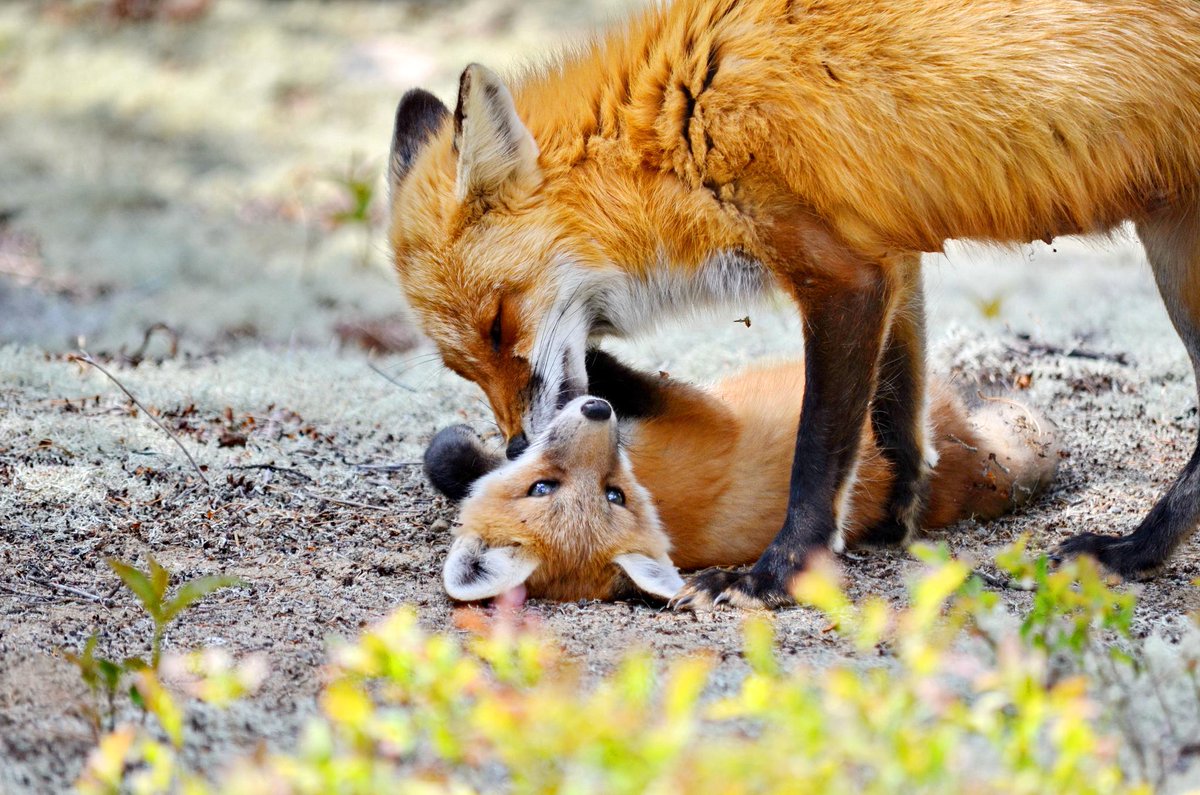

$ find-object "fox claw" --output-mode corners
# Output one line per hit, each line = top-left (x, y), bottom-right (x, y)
(672, 567), (795, 611)
(1053, 532), (1161, 581)
(668, 593), (694, 611)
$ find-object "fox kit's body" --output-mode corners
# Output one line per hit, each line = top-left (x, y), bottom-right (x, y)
(429, 353), (1057, 602)
(624, 365), (1021, 570)
(391, 0), (1200, 605)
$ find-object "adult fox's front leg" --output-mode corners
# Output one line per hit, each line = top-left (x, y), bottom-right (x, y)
(675, 233), (896, 609)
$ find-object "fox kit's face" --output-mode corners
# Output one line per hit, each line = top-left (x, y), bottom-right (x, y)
(389, 66), (595, 450)
(427, 397), (684, 603)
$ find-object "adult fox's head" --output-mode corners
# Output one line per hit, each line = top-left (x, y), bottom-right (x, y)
(388, 65), (600, 456)
(424, 396), (685, 602)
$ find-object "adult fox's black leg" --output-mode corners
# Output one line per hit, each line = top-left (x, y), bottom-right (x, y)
(858, 254), (934, 546)
(674, 247), (894, 609)
(1057, 199), (1200, 577)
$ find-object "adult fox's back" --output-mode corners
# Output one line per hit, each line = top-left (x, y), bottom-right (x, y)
(511, 0), (1200, 251)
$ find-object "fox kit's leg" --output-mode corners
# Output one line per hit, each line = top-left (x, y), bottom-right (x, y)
(858, 254), (934, 545)
(675, 234), (895, 608)
(1057, 199), (1200, 577)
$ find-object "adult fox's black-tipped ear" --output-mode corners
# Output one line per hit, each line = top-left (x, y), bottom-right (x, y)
(452, 63), (539, 207)
(423, 425), (502, 501)
(389, 88), (450, 196)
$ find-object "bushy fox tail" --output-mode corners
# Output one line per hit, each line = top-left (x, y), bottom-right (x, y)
(925, 385), (1060, 527)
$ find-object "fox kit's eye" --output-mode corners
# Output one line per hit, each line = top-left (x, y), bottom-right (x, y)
(605, 486), (626, 506)
(527, 479), (559, 497)
(489, 306), (503, 353)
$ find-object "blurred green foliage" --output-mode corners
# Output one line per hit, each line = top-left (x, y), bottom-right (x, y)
(74, 540), (1173, 795)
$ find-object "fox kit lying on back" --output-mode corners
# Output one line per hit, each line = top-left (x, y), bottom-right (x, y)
(425, 352), (1058, 603)
(389, 0), (1200, 606)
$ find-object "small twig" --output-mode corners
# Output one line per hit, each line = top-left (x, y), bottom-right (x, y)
(229, 463), (313, 482)
(0, 582), (53, 602)
(71, 350), (210, 487)
(971, 568), (1034, 591)
(26, 577), (109, 606)
(124, 322), (180, 364)
(946, 434), (979, 453)
(1010, 335), (1129, 366)
(306, 491), (389, 511)
(352, 462), (422, 472)
(367, 361), (418, 393)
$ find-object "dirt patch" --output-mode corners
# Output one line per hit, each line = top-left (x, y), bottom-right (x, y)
(2, 327), (1199, 791)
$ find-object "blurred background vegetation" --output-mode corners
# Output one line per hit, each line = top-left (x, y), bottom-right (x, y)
(0, 0), (639, 356)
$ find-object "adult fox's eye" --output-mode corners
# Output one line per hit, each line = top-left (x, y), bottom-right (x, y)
(489, 306), (503, 352)
(527, 479), (559, 497)
(605, 486), (626, 506)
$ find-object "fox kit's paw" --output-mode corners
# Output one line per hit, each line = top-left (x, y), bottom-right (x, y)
(671, 568), (795, 611)
(1052, 532), (1163, 581)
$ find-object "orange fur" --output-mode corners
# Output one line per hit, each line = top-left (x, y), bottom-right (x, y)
(452, 364), (1058, 601)
(390, 0), (1200, 440)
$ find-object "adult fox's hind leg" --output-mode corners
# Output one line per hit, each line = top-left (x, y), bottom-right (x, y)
(1057, 199), (1200, 577)
(858, 253), (935, 546)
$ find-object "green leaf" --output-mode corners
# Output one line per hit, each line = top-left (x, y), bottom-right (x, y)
(161, 575), (242, 623)
(122, 656), (149, 673)
(148, 557), (170, 602)
(108, 559), (163, 620)
(63, 632), (100, 691)
(97, 659), (122, 693)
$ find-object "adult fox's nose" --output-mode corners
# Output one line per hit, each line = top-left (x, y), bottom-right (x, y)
(505, 431), (529, 460)
(580, 399), (612, 421)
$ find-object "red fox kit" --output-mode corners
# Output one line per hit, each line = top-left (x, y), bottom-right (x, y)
(425, 352), (1058, 604)
(390, 0), (1200, 605)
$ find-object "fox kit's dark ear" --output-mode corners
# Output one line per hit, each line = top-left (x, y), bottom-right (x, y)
(389, 88), (450, 195)
(423, 425), (502, 501)
(453, 63), (540, 207)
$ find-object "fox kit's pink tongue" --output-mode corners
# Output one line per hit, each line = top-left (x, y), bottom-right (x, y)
(494, 583), (528, 610)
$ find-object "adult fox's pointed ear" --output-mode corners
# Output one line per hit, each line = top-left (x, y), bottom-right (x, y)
(443, 534), (539, 602)
(424, 425), (503, 501)
(389, 88), (450, 197)
(453, 63), (540, 207)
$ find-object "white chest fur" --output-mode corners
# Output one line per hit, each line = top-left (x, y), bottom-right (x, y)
(591, 250), (773, 338)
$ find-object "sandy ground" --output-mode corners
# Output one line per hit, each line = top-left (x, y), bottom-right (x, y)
(1, 1), (1199, 792)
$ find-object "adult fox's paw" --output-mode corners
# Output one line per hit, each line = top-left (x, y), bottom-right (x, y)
(670, 568), (795, 611)
(1052, 532), (1164, 581)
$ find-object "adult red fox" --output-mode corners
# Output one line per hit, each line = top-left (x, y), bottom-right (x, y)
(425, 351), (1058, 604)
(389, 0), (1200, 606)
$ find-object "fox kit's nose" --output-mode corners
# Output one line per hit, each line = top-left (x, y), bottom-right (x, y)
(581, 399), (612, 421)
